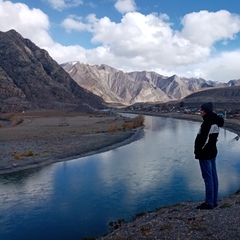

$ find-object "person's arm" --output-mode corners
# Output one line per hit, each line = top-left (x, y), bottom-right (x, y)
(194, 122), (211, 158)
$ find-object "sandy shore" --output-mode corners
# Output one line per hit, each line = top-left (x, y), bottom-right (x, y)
(0, 111), (144, 174)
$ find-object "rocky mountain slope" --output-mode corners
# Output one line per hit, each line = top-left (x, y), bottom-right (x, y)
(182, 86), (240, 109)
(62, 62), (170, 105)
(63, 62), (240, 106)
(0, 30), (105, 113)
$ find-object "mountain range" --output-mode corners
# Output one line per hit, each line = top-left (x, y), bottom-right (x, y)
(0, 29), (239, 113)
(62, 61), (240, 106)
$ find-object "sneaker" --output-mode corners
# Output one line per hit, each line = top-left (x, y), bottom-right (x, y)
(196, 202), (213, 210)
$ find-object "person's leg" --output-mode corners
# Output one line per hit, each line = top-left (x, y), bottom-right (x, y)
(199, 159), (214, 207)
(211, 158), (218, 206)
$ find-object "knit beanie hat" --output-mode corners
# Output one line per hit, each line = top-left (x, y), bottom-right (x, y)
(201, 102), (213, 113)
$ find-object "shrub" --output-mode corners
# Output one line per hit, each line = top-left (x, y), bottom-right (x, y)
(108, 219), (125, 231)
(121, 121), (132, 131)
(132, 114), (145, 127)
(109, 123), (117, 134)
(141, 223), (152, 235)
(25, 150), (34, 157)
(12, 150), (34, 159)
(122, 114), (145, 131)
(12, 152), (22, 160)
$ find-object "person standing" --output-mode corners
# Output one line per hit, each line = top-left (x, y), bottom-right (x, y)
(194, 102), (224, 209)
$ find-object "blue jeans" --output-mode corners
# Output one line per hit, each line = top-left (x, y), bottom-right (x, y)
(199, 158), (218, 206)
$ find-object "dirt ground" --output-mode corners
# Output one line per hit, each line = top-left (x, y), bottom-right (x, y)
(0, 111), (143, 174)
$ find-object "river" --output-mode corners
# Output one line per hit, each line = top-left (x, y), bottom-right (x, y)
(0, 115), (239, 239)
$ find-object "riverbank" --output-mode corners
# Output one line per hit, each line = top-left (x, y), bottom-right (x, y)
(98, 190), (240, 240)
(0, 111), (144, 174)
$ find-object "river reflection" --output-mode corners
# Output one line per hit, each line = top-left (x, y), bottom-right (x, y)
(0, 115), (239, 239)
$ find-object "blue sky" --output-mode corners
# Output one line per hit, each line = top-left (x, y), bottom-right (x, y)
(1, 0), (240, 82)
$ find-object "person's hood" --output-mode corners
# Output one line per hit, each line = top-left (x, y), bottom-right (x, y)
(203, 112), (224, 127)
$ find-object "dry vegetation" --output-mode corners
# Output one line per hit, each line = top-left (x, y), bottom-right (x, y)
(121, 115), (144, 131)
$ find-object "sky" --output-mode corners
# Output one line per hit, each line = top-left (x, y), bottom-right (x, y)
(1, 0), (240, 82)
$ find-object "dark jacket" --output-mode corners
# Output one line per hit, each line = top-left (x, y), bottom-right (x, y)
(194, 112), (224, 160)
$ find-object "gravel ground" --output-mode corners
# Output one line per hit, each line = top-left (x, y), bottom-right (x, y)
(98, 191), (240, 240)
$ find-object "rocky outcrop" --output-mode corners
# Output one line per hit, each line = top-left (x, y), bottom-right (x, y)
(0, 30), (105, 112)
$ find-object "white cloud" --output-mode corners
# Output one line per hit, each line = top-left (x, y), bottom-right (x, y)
(194, 50), (240, 81)
(0, 0), (53, 46)
(46, 0), (83, 10)
(45, 43), (88, 63)
(61, 16), (87, 32)
(180, 10), (240, 47)
(114, 0), (136, 14)
(1, 0), (240, 82)
(62, 12), (211, 67)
